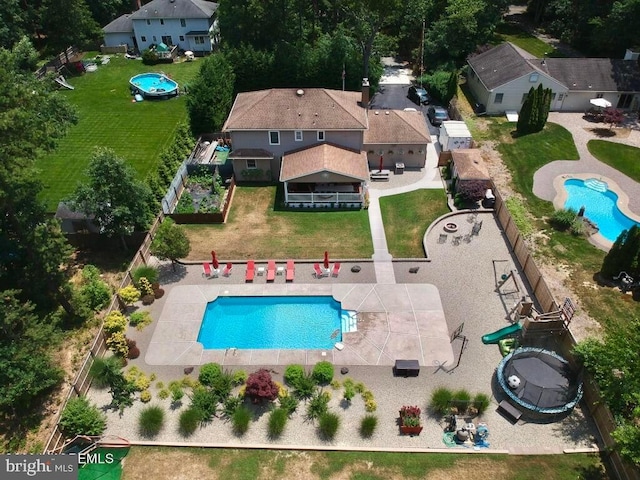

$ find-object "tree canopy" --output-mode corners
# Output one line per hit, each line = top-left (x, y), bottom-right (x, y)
(150, 218), (191, 270)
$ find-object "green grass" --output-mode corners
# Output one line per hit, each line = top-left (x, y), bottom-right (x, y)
(587, 140), (640, 182)
(36, 56), (201, 211)
(493, 23), (564, 58)
(121, 447), (608, 480)
(379, 189), (452, 258)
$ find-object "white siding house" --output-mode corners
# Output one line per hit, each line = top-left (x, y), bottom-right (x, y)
(103, 0), (218, 54)
(467, 43), (640, 114)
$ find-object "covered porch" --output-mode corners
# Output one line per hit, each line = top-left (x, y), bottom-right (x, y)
(280, 143), (369, 208)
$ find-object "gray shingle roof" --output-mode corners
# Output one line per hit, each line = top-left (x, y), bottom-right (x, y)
(103, 14), (133, 33)
(280, 143), (369, 182)
(543, 58), (640, 92)
(130, 0), (218, 20)
(467, 43), (538, 90)
(364, 110), (431, 144)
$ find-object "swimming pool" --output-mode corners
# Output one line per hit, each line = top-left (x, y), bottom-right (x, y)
(198, 296), (342, 349)
(563, 178), (640, 241)
(129, 73), (178, 98)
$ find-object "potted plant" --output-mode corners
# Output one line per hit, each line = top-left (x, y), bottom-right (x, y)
(399, 405), (423, 435)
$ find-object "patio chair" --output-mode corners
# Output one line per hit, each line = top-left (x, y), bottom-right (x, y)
(313, 263), (326, 278)
(331, 262), (341, 277)
(438, 234), (448, 244)
(286, 260), (295, 282)
(202, 262), (212, 277)
(452, 235), (462, 246)
(222, 262), (233, 277)
(471, 220), (483, 236)
(245, 260), (255, 282)
(266, 260), (276, 282)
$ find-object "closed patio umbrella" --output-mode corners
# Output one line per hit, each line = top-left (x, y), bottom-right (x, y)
(323, 251), (330, 269)
(590, 98), (611, 108)
(211, 250), (219, 269)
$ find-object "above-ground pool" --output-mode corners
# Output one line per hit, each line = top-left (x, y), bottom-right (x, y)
(129, 72), (178, 98)
(563, 178), (640, 242)
(198, 296), (342, 349)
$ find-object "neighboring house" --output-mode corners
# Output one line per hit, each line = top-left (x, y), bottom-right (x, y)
(467, 43), (640, 114)
(103, 0), (218, 54)
(55, 202), (100, 234)
(222, 85), (431, 207)
(450, 149), (491, 194)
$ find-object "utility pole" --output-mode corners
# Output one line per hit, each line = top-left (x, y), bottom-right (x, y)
(419, 19), (425, 87)
(342, 62), (346, 91)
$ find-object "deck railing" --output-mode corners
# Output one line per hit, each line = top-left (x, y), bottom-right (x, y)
(285, 192), (363, 203)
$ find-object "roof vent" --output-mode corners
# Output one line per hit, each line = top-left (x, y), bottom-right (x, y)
(385, 111), (390, 115)
(374, 111), (379, 115)
(296, 89), (304, 96)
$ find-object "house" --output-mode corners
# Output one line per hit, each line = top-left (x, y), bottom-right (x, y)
(222, 84), (431, 207)
(467, 43), (640, 114)
(102, 0), (219, 55)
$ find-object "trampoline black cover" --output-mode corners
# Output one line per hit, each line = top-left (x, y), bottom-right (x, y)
(497, 347), (583, 414)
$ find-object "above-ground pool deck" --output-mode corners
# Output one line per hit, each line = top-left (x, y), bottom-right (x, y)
(145, 283), (454, 367)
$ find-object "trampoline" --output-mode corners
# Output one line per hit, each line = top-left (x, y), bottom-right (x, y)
(497, 347), (583, 414)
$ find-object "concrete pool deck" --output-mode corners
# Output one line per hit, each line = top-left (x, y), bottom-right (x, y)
(145, 283), (454, 368)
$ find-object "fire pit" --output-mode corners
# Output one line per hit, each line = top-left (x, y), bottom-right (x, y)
(444, 222), (458, 233)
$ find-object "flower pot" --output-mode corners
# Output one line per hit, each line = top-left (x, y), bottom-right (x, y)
(400, 425), (423, 436)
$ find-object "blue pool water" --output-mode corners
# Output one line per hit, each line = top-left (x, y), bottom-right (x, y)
(564, 178), (640, 242)
(198, 296), (342, 349)
(129, 73), (178, 96)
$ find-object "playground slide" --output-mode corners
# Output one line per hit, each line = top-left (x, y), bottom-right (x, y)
(55, 76), (74, 90)
(481, 323), (522, 345)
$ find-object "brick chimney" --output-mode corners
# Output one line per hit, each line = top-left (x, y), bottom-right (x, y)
(361, 78), (370, 108)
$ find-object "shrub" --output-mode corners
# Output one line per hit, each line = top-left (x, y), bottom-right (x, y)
(570, 219), (585, 236)
(179, 407), (201, 436)
(451, 389), (472, 413)
(104, 311), (127, 335)
(129, 311), (153, 330)
(59, 397), (106, 436)
(354, 382), (366, 394)
(154, 288), (165, 299)
(245, 369), (279, 403)
(170, 385), (184, 405)
(142, 49), (159, 65)
(472, 393), (491, 415)
(364, 399), (377, 412)
(132, 265), (159, 286)
(232, 405), (252, 435)
(190, 387), (217, 421)
(457, 180), (486, 203)
(140, 390), (151, 402)
(283, 364), (305, 387)
(80, 280), (111, 311)
(141, 294), (155, 305)
(89, 356), (123, 388)
(127, 345), (140, 360)
(549, 208), (577, 231)
(158, 389), (169, 400)
(106, 331), (129, 357)
(430, 387), (454, 415)
(312, 361), (334, 385)
(292, 371), (317, 400)
(306, 391), (330, 420)
(279, 395), (299, 415)
(222, 395), (242, 418)
(82, 264), (101, 282)
(118, 285), (141, 305)
(601, 225), (640, 278)
(268, 407), (288, 438)
(343, 384), (356, 403)
(198, 363), (222, 387)
(210, 371), (234, 401)
(330, 380), (341, 390)
(232, 369), (248, 386)
(318, 412), (340, 441)
(139, 405), (164, 437)
(359, 415), (378, 438)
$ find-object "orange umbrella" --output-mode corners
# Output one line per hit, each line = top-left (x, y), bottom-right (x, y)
(211, 250), (219, 269)
(323, 251), (330, 269)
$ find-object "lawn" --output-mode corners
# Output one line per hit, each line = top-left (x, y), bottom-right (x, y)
(121, 447), (608, 480)
(36, 55), (201, 211)
(183, 186), (373, 260)
(587, 140), (640, 182)
(380, 189), (450, 257)
(493, 22), (564, 58)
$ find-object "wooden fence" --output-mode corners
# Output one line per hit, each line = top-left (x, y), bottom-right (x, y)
(43, 215), (163, 454)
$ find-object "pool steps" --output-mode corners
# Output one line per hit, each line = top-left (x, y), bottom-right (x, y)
(341, 310), (358, 333)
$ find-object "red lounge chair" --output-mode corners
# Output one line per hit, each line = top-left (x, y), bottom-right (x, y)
(223, 262), (233, 277)
(286, 260), (295, 282)
(202, 262), (212, 277)
(266, 260), (276, 282)
(331, 262), (341, 277)
(313, 263), (325, 278)
(245, 260), (255, 282)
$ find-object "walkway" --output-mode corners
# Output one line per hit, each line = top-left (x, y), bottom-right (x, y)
(367, 138), (444, 283)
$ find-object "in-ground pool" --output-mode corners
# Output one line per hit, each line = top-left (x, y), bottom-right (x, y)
(564, 178), (640, 242)
(129, 72), (178, 98)
(198, 296), (342, 349)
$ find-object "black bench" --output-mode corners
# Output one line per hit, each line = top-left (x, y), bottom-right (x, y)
(394, 359), (420, 377)
(497, 399), (522, 423)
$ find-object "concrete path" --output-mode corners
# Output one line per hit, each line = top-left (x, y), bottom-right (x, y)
(533, 112), (640, 214)
(367, 138), (445, 283)
(378, 57), (413, 85)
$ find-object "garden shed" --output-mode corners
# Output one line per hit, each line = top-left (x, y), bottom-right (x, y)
(439, 121), (473, 152)
(450, 149), (491, 192)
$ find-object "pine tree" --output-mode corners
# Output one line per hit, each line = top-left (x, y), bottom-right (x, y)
(601, 225), (640, 278)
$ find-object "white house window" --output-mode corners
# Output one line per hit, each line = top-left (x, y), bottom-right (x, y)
(269, 131), (280, 145)
(529, 73), (539, 82)
(551, 93), (556, 100)
(246, 159), (257, 169)
(294, 130), (303, 142)
(180, 19), (186, 27)
(317, 131), (325, 141)
(494, 93), (504, 104)
(146, 19), (150, 25)
(194, 36), (204, 45)
(141, 36), (147, 42)
(596, 92), (604, 98)
(160, 19), (164, 25)
(557, 93), (565, 101)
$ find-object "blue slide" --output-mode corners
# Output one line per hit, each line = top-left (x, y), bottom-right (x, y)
(481, 323), (522, 344)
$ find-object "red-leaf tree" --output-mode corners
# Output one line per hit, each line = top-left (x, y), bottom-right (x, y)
(603, 107), (624, 130)
(245, 369), (279, 404)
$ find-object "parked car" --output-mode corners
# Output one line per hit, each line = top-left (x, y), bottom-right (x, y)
(427, 106), (449, 126)
(407, 85), (430, 105)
